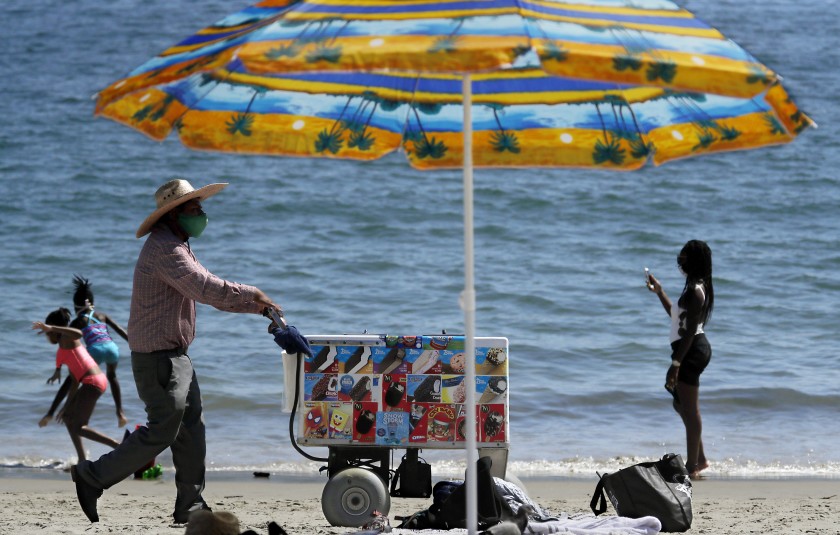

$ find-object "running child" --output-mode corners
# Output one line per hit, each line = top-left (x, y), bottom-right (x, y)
(35, 307), (121, 462)
(70, 275), (129, 427)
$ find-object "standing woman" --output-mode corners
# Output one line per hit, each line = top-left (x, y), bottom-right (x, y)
(646, 240), (714, 478)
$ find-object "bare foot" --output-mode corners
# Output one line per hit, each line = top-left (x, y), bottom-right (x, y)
(117, 412), (128, 428)
(689, 460), (709, 479)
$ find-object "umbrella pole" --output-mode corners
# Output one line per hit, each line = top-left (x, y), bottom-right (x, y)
(461, 73), (478, 535)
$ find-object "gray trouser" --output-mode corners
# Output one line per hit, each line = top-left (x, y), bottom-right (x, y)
(75, 349), (207, 521)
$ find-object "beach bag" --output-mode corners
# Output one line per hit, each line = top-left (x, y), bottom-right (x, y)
(390, 453), (432, 498)
(590, 453), (693, 532)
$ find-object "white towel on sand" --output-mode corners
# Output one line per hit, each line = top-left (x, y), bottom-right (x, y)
(350, 513), (661, 535)
(524, 513), (661, 534)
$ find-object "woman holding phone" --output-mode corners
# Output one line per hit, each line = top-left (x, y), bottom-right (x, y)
(646, 240), (714, 478)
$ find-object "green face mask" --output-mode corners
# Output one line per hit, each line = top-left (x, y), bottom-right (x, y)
(177, 213), (208, 238)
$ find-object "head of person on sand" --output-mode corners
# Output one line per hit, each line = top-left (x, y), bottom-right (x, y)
(184, 509), (240, 535)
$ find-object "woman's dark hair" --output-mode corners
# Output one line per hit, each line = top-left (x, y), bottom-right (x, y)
(72, 274), (94, 308)
(677, 239), (714, 325)
(45, 307), (72, 327)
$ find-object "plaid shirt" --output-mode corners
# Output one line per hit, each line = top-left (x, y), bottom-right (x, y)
(128, 225), (263, 353)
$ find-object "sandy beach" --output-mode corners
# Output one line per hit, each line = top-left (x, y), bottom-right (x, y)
(0, 472), (837, 534)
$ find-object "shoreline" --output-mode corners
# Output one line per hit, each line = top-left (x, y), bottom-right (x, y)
(1, 471), (837, 534)
(4, 466), (840, 483)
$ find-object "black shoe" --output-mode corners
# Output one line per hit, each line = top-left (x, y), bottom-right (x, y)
(173, 503), (212, 524)
(70, 465), (102, 523)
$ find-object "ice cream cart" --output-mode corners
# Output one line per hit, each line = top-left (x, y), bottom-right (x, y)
(286, 334), (509, 527)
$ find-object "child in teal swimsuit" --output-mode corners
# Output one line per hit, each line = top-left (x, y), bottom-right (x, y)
(70, 275), (129, 428)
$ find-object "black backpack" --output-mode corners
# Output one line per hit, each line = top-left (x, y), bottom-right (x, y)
(399, 456), (519, 531)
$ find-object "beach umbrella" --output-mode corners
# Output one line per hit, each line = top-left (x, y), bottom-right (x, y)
(93, 1), (813, 531)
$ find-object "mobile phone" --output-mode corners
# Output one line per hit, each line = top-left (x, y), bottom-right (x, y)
(644, 267), (650, 286)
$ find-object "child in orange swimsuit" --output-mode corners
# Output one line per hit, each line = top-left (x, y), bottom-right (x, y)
(34, 308), (121, 462)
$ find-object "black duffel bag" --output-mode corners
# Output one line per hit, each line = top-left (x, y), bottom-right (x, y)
(590, 453), (693, 532)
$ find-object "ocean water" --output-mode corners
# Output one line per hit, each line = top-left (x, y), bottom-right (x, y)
(1, 0), (838, 481)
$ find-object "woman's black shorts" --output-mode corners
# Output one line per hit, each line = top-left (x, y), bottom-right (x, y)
(670, 333), (712, 387)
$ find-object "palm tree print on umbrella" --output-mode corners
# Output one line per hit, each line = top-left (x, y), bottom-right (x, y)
(613, 54), (643, 72)
(345, 91), (384, 151)
(788, 110), (810, 135)
(314, 92), (389, 154)
(405, 102), (447, 160)
(132, 94), (176, 123)
(610, 97), (653, 159)
(263, 19), (350, 64)
(664, 94), (743, 151)
(746, 65), (773, 87)
(607, 25), (649, 74)
(538, 40), (568, 63)
(528, 17), (569, 64)
(314, 95), (355, 154)
(487, 104), (520, 154)
(226, 85), (267, 136)
(591, 98), (648, 166)
(305, 19), (350, 63)
(763, 113), (785, 135)
(429, 18), (467, 54)
(646, 60), (677, 84)
(687, 120), (741, 151)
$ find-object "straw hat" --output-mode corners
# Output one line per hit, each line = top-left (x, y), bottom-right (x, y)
(136, 178), (228, 238)
(184, 510), (240, 535)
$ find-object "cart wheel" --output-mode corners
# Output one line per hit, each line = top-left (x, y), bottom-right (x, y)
(321, 468), (390, 527)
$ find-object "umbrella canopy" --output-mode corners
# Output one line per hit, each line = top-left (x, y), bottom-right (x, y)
(93, 1), (812, 532)
(96, 0), (811, 170)
(99, 67), (807, 170)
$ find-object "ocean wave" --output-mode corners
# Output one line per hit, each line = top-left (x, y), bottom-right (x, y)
(5, 455), (839, 480)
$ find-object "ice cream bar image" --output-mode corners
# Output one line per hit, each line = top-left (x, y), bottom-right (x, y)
(428, 336), (450, 350)
(479, 376), (507, 403)
(485, 347), (507, 367)
(356, 410), (375, 435)
(411, 350), (439, 374)
(338, 346), (370, 374)
(310, 346), (335, 372)
(349, 376), (372, 402)
(311, 375), (333, 401)
(412, 376), (441, 403)
(378, 348), (404, 374)
(384, 382), (405, 407)
(451, 379), (467, 404)
(483, 411), (504, 438)
(409, 404), (427, 431)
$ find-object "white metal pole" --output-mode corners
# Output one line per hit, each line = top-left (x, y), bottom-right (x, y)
(461, 73), (478, 535)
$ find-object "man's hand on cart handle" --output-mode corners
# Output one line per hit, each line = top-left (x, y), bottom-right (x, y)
(263, 306), (288, 331)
